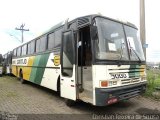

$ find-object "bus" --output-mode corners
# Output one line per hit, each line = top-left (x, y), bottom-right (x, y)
(11, 14), (147, 106)
(0, 54), (3, 76)
(2, 52), (12, 75)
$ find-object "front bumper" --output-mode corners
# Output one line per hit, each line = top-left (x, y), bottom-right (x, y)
(95, 82), (147, 106)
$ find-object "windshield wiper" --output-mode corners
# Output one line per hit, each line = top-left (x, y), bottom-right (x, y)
(117, 42), (125, 66)
(119, 42), (125, 61)
(129, 47), (142, 63)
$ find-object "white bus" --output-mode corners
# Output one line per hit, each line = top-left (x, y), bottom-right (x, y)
(11, 15), (147, 106)
(2, 52), (12, 75)
(0, 54), (3, 76)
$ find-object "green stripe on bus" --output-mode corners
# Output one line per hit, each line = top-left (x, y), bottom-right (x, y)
(29, 53), (50, 84)
(129, 65), (140, 78)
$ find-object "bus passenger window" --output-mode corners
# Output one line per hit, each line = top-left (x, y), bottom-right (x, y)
(40, 36), (46, 52)
(22, 44), (27, 56)
(13, 49), (17, 57)
(54, 29), (62, 48)
(27, 43), (31, 55)
(17, 47), (22, 56)
(48, 32), (54, 50)
(31, 41), (35, 54)
(36, 39), (40, 52)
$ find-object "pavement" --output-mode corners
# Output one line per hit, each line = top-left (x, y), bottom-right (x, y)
(0, 76), (160, 120)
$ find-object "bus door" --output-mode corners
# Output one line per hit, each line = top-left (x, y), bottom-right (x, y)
(78, 26), (93, 103)
(60, 30), (77, 100)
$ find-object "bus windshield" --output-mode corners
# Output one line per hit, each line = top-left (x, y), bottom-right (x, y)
(124, 25), (145, 61)
(95, 17), (145, 62)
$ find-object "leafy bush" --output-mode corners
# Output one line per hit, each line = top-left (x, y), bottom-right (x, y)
(144, 70), (160, 99)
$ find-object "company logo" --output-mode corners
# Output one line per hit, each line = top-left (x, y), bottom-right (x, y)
(111, 73), (127, 79)
(53, 55), (60, 66)
(17, 59), (27, 65)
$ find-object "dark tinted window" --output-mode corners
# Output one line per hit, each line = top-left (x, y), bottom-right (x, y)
(48, 32), (54, 50)
(17, 47), (21, 56)
(36, 39), (40, 52)
(22, 44), (27, 56)
(13, 49), (17, 57)
(27, 42), (31, 54)
(40, 36), (46, 52)
(31, 40), (35, 54)
(62, 31), (74, 77)
(54, 29), (62, 48)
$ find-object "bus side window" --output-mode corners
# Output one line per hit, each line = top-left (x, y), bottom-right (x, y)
(22, 44), (27, 56)
(48, 32), (54, 50)
(36, 39), (40, 53)
(17, 47), (22, 57)
(13, 49), (17, 57)
(40, 36), (47, 52)
(31, 41), (35, 54)
(27, 42), (31, 55)
(54, 29), (62, 48)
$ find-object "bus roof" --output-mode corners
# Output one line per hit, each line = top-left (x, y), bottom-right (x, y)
(12, 14), (137, 51)
(40, 14), (137, 36)
(76, 14), (137, 29)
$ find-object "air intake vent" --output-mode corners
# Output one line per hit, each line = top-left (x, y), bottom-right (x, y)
(77, 17), (90, 27)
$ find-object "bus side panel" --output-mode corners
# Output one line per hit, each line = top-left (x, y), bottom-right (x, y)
(40, 53), (60, 91)
(23, 56), (35, 80)
(12, 65), (17, 76)
(29, 54), (49, 84)
(12, 53), (60, 91)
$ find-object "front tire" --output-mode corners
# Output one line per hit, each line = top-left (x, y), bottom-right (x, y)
(57, 77), (60, 95)
(19, 70), (25, 84)
(65, 99), (76, 107)
(20, 77), (25, 84)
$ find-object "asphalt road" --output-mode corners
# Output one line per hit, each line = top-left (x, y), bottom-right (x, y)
(0, 76), (160, 120)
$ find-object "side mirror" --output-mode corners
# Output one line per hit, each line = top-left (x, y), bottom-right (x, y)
(90, 26), (98, 40)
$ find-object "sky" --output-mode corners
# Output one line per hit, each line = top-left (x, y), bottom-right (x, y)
(0, 0), (159, 62)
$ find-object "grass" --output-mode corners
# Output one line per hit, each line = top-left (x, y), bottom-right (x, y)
(144, 69), (160, 99)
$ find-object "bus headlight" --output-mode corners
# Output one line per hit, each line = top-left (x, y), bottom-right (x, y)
(109, 81), (112, 86)
(109, 81), (117, 86)
(113, 81), (117, 85)
(100, 80), (118, 87)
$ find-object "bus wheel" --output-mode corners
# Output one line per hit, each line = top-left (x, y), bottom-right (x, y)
(57, 77), (60, 95)
(19, 70), (25, 84)
(65, 99), (76, 107)
(20, 77), (25, 84)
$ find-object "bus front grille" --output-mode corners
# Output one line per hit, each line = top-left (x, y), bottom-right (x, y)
(108, 66), (145, 85)
(121, 78), (140, 85)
